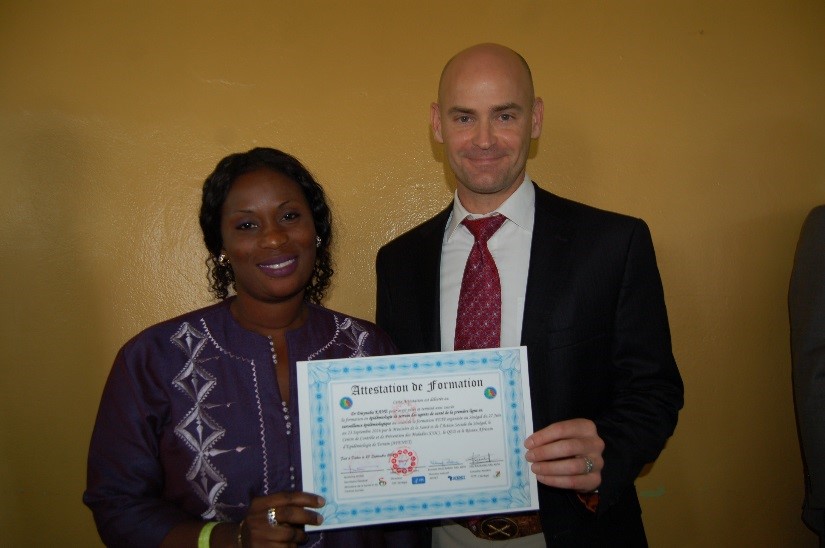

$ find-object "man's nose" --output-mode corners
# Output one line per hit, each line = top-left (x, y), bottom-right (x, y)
(472, 120), (495, 149)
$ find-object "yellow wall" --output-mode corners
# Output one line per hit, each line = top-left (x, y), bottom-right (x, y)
(1, 1), (823, 545)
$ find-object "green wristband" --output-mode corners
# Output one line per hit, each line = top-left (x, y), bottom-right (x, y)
(198, 521), (219, 548)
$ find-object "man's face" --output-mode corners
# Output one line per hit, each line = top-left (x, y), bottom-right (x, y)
(432, 47), (543, 213)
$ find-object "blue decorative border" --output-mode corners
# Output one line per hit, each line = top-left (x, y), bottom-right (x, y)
(302, 348), (534, 526)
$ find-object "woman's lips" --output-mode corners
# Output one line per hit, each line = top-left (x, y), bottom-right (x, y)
(258, 256), (298, 277)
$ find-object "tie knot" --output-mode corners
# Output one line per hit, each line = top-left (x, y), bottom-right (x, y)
(462, 215), (506, 244)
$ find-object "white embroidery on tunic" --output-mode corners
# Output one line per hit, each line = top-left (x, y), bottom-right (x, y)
(306, 314), (371, 361)
(172, 321), (255, 520)
(198, 319), (271, 503)
(169, 310), (373, 532)
(171, 322), (229, 520)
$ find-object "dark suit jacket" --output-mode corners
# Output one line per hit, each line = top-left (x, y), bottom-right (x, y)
(790, 205), (825, 540)
(376, 184), (683, 546)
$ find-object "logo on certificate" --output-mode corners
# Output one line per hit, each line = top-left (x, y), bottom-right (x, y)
(411, 476), (426, 484)
(484, 387), (497, 399)
(339, 397), (354, 409)
(389, 447), (417, 475)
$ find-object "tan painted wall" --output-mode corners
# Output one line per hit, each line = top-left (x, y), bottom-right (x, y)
(1, 1), (823, 545)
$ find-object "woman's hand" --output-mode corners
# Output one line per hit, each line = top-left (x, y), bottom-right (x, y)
(238, 491), (325, 547)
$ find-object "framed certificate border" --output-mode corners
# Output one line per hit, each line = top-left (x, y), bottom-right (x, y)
(297, 347), (538, 530)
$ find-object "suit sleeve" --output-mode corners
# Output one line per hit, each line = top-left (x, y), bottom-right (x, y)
(593, 219), (683, 514)
(790, 206), (825, 536)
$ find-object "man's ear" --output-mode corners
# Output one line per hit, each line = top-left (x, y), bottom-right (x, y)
(531, 97), (544, 139)
(431, 102), (444, 143)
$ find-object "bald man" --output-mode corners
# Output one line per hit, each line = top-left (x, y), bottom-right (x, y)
(376, 44), (683, 547)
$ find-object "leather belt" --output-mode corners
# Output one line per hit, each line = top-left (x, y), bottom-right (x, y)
(456, 511), (542, 541)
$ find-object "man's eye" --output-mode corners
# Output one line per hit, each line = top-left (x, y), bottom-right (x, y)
(500, 113), (513, 121)
(457, 115), (471, 123)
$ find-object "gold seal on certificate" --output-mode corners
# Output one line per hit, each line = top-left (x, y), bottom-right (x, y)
(297, 347), (539, 530)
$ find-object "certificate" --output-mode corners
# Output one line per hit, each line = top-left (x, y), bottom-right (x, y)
(297, 347), (538, 530)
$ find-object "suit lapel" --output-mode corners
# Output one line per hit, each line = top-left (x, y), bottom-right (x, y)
(416, 206), (451, 351)
(521, 184), (574, 344)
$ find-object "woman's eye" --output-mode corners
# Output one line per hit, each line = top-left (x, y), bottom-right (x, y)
(237, 221), (257, 230)
(283, 212), (300, 221)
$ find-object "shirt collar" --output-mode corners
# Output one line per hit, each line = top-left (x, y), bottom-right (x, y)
(445, 174), (536, 241)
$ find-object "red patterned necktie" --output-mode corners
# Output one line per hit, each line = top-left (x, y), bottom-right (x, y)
(454, 214), (507, 350)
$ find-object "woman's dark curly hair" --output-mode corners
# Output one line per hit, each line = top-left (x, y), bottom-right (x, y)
(199, 147), (333, 304)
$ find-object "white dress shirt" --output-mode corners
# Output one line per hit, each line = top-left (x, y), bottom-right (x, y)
(440, 177), (535, 351)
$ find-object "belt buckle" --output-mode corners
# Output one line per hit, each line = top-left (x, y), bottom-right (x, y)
(479, 516), (519, 540)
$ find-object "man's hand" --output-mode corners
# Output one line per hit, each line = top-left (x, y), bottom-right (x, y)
(524, 418), (604, 493)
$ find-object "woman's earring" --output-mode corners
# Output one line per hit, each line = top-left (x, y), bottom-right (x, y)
(218, 252), (229, 266)
(316, 236), (322, 248)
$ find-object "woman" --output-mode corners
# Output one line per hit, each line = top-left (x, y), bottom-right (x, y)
(84, 148), (420, 547)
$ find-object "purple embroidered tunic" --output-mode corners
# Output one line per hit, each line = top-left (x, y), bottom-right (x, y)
(84, 298), (418, 547)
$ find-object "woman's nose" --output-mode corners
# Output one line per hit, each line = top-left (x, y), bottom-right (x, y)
(261, 225), (288, 248)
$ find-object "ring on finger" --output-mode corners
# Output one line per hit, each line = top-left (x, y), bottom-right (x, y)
(582, 456), (594, 475)
(266, 507), (278, 527)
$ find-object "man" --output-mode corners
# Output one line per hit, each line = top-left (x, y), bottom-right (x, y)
(790, 205), (825, 547)
(376, 43), (683, 546)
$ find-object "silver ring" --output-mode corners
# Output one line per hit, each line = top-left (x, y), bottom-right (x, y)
(582, 456), (594, 475)
(266, 507), (278, 527)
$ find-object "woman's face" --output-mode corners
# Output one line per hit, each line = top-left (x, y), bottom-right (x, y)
(220, 167), (317, 305)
